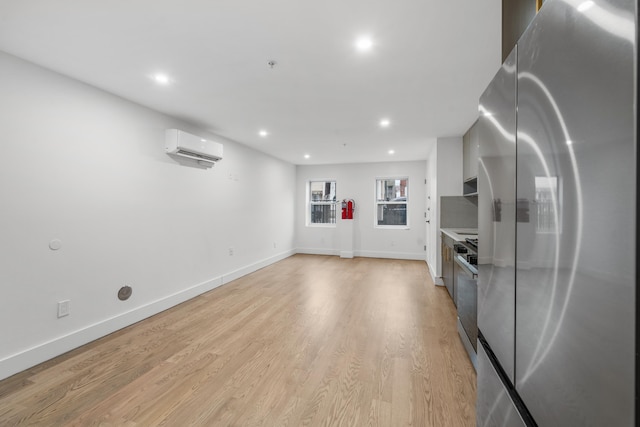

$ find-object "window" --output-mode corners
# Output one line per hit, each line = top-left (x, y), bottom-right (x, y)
(308, 180), (337, 225)
(376, 178), (408, 227)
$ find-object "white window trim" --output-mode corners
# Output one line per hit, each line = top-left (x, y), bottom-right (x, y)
(306, 179), (337, 227)
(374, 176), (410, 229)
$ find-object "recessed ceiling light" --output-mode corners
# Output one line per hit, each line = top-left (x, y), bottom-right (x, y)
(355, 36), (374, 52)
(388, 149), (395, 155)
(200, 139), (206, 142)
(380, 118), (391, 128)
(304, 154), (310, 159)
(259, 130), (269, 137)
(152, 73), (171, 85)
(577, 1), (594, 12)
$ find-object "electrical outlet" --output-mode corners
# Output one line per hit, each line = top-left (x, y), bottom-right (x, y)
(57, 300), (70, 318)
(228, 247), (234, 256)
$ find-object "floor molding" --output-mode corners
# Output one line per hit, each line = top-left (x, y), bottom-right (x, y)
(355, 250), (425, 261)
(295, 247), (340, 256)
(297, 248), (425, 261)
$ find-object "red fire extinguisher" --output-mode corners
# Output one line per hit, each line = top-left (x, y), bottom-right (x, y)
(341, 199), (355, 220)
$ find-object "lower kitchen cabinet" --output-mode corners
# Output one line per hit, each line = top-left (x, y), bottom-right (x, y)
(441, 233), (455, 304)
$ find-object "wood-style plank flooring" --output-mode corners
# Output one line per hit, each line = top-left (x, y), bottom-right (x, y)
(0, 255), (476, 426)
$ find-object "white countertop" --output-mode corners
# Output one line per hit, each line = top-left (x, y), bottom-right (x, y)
(440, 228), (478, 242)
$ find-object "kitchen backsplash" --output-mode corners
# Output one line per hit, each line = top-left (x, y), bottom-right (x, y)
(440, 195), (478, 228)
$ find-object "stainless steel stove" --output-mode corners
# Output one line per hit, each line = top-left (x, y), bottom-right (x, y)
(454, 238), (478, 268)
(465, 237), (478, 250)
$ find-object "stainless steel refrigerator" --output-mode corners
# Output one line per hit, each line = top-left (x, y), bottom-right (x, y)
(476, 0), (637, 425)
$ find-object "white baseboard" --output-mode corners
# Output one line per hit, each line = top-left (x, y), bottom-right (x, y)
(356, 250), (425, 261)
(426, 259), (444, 286)
(222, 249), (295, 284)
(297, 248), (424, 261)
(339, 251), (354, 258)
(0, 249), (295, 381)
(296, 247), (340, 256)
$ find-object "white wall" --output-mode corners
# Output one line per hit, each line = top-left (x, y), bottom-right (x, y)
(426, 144), (439, 271)
(0, 51), (296, 380)
(295, 161), (426, 260)
(425, 137), (463, 281)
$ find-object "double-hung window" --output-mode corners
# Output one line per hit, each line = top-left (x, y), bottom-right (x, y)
(308, 180), (337, 225)
(375, 177), (408, 227)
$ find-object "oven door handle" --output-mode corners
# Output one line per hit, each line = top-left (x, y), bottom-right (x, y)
(454, 255), (478, 279)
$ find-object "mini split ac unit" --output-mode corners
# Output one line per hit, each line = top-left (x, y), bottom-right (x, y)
(165, 129), (223, 167)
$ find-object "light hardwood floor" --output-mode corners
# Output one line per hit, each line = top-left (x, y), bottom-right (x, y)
(0, 255), (476, 426)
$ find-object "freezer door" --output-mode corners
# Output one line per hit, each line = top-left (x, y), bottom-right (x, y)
(515, 0), (636, 425)
(477, 343), (527, 427)
(477, 47), (517, 383)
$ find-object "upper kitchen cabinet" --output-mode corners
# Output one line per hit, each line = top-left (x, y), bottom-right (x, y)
(502, 0), (537, 62)
(463, 121), (479, 181)
(463, 120), (479, 196)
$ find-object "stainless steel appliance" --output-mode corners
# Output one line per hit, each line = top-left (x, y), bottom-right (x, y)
(477, 1), (637, 426)
(454, 240), (478, 368)
(443, 236), (474, 306)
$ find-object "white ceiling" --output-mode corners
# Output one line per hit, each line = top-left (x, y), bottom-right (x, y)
(0, 0), (501, 165)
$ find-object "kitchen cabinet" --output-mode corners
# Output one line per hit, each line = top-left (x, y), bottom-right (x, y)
(463, 121), (479, 182)
(463, 130), (471, 180)
(441, 232), (455, 304)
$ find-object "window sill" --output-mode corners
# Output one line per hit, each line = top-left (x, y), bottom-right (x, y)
(375, 225), (411, 230)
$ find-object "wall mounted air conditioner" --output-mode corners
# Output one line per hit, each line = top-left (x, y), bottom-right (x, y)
(165, 129), (223, 167)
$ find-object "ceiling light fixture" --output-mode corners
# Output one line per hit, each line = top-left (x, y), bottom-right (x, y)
(152, 73), (171, 85)
(355, 36), (374, 52)
(388, 149), (395, 155)
(304, 154), (310, 159)
(259, 130), (269, 137)
(380, 118), (391, 128)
